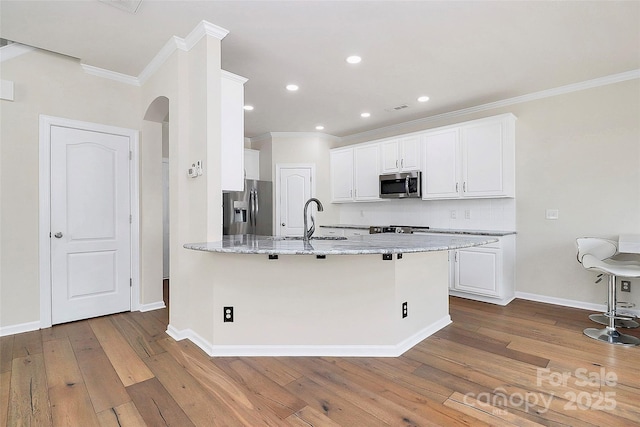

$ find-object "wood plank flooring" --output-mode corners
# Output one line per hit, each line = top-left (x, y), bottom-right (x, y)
(2, 295), (639, 426)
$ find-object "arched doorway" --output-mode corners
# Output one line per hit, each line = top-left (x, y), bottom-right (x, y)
(143, 96), (170, 306)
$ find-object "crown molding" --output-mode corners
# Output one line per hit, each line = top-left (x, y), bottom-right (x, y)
(81, 63), (141, 86)
(341, 69), (640, 144)
(81, 20), (229, 86)
(0, 43), (35, 62)
(249, 132), (341, 144)
(221, 70), (248, 84)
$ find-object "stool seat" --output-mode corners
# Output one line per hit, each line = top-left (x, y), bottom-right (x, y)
(576, 237), (640, 346)
(582, 255), (640, 278)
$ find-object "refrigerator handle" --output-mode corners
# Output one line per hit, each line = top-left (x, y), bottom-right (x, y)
(253, 189), (259, 226)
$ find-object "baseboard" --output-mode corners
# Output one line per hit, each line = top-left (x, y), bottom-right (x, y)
(167, 315), (451, 357)
(166, 324), (215, 355)
(449, 291), (515, 306)
(138, 301), (166, 312)
(0, 321), (40, 337)
(515, 291), (640, 317)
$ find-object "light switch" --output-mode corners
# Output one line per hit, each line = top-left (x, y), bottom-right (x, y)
(545, 209), (559, 220)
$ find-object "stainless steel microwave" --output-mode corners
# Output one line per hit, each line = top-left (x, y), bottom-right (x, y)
(379, 171), (422, 199)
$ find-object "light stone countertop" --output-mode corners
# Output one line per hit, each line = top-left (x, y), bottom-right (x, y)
(319, 224), (516, 237)
(184, 233), (498, 256)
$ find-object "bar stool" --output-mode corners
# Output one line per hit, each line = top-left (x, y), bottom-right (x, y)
(576, 237), (640, 346)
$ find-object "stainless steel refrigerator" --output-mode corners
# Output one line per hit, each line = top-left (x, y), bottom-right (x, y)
(223, 180), (273, 236)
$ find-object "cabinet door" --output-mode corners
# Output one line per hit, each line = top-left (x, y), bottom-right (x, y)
(330, 148), (354, 202)
(454, 248), (499, 297)
(354, 145), (380, 200)
(399, 136), (421, 171)
(244, 148), (260, 180)
(380, 140), (400, 173)
(461, 120), (505, 197)
(422, 129), (460, 199)
(221, 72), (246, 191)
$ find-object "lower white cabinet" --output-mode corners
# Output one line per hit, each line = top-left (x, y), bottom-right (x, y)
(449, 234), (515, 305)
(416, 232), (515, 305)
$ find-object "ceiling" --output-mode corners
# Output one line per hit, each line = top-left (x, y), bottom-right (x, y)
(1, 1), (639, 138)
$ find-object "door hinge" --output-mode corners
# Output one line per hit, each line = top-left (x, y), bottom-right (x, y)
(130, 278), (132, 287)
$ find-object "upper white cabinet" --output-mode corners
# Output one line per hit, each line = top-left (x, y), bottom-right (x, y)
(354, 144), (381, 200)
(244, 148), (260, 181)
(221, 71), (248, 191)
(422, 114), (515, 199)
(330, 148), (354, 202)
(330, 144), (380, 202)
(423, 128), (460, 199)
(380, 136), (421, 173)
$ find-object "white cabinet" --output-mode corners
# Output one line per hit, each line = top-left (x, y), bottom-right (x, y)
(330, 144), (380, 202)
(221, 71), (248, 191)
(380, 136), (421, 173)
(354, 144), (380, 200)
(330, 148), (354, 202)
(422, 128), (460, 199)
(448, 234), (515, 305)
(422, 114), (515, 199)
(244, 148), (260, 180)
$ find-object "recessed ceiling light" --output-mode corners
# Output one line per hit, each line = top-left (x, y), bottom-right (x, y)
(346, 55), (362, 64)
(286, 84), (299, 91)
(315, 125), (325, 131)
(360, 112), (371, 118)
(418, 96), (430, 103)
(243, 105), (254, 111)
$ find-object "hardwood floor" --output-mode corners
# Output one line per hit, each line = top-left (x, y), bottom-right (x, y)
(2, 296), (640, 426)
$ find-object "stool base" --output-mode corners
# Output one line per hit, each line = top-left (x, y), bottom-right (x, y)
(584, 327), (640, 346)
(589, 313), (639, 329)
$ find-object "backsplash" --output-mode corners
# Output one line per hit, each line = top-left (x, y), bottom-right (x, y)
(338, 198), (516, 231)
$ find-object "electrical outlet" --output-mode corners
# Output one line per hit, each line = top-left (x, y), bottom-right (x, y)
(621, 281), (631, 292)
(450, 210), (457, 220)
(465, 209), (471, 219)
(223, 306), (234, 322)
(402, 302), (408, 318)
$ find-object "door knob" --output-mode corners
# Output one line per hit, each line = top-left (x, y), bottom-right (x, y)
(281, 223), (286, 226)
(54, 232), (63, 238)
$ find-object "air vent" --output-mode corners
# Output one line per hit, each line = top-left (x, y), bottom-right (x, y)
(385, 104), (410, 112)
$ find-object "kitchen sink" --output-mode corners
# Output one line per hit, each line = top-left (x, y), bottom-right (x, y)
(268, 236), (347, 241)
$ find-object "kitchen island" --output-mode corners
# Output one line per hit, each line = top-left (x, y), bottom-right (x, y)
(174, 233), (497, 357)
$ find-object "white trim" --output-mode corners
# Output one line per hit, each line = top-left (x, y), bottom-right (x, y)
(167, 315), (451, 357)
(89, 20), (229, 86)
(341, 69), (640, 144)
(515, 291), (640, 318)
(39, 115), (140, 328)
(449, 291), (515, 307)
(139, 301), (166, 312)
(0, 321), (41, 337)
(274, 163), (317, 237)
(81, 64), (141, 86)
(221, 70), (248, 85)
(0, 43), (35, 62)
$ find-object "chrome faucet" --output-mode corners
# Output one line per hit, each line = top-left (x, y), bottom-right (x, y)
(303, 198), (324, 242)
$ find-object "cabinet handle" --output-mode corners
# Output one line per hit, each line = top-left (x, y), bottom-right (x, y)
(395, 160), (398, 168)
(350, 189), (352, 198)
(463, 182), (466, 192)
(401, 159), (404, 168)
(454, 251), (458, 262)
(456, 182), (459, 192)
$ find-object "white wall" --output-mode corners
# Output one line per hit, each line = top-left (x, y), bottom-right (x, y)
(0, 49), (141, 328)
(336, 79), (640, 308)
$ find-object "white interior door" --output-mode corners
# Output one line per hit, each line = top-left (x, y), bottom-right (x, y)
(50, 126), (131, 324)
(277, 166), (312, 237)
